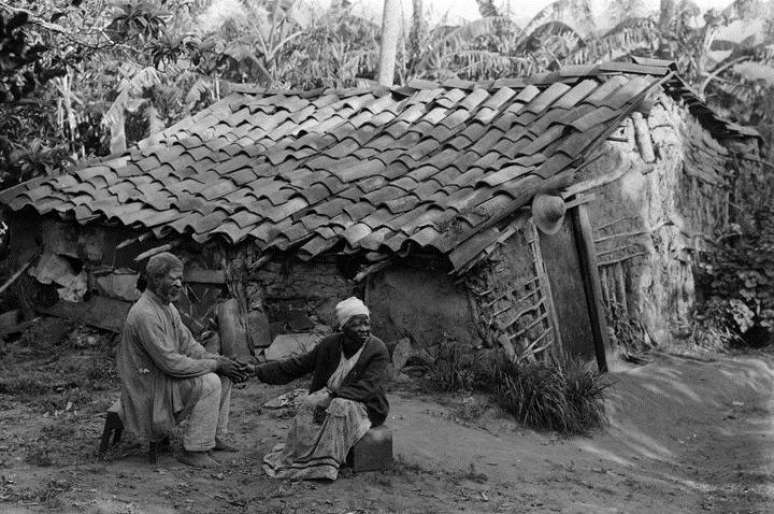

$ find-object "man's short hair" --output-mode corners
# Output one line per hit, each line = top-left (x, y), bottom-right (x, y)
(146, 252), (183, 279)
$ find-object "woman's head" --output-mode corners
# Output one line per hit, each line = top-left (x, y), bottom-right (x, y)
(342, 314), (371, 346)
(335, 297), (371, 344)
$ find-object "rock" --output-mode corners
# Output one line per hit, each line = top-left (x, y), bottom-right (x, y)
(0, 309), (20, 331)
(285, 309), (315, 331)
(246, 310), (272, 348)
(264, 333), (321, 361)
(391, 338), (412, 371)
(56, 271), (88, 303)
(346, 425), (393, 472)
(201, 330), (220, 354)
(94, 270), (142, 302)
(263, 388), (308, 409)
(29, 252), (75, 286)
(216, 299), (251, 358)
(312, 323), (333, 336)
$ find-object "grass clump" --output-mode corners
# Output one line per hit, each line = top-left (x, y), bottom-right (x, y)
(423, 340), (610, 435)
(493, 357), (610, 434)
(423, 340), (482, 392)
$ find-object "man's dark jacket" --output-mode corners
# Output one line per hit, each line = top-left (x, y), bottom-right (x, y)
(255, 333), (390, 426)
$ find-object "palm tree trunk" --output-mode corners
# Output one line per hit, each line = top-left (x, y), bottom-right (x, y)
(378, 0), (401, 86)
(408, 0), (425, 70)
(658, 0), (674, 33)
(658, 0), (675, 58)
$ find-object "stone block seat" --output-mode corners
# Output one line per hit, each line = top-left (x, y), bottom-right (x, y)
(98, 400), (168, 464)
(346, 424), (393, 472)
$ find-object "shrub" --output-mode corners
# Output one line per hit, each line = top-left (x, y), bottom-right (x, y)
(423, 339), (610, 434)
(423, 340), (497, 393)
(493, 357), (610, 434)
(694, 195), (774, 347)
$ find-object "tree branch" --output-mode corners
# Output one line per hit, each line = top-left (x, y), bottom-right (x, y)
(0, 2), (120, 51)
(0, 2), (68, 33)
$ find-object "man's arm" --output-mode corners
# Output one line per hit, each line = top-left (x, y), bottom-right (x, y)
(133, 313), (218, 378)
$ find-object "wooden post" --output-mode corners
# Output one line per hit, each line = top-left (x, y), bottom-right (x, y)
(377, 0), (401, 86)
(571, 202), (610, 372)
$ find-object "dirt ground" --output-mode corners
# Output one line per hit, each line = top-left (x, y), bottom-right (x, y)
(1, 318), (774, 513)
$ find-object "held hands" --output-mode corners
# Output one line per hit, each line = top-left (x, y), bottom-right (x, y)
(215, 356), (252, 383)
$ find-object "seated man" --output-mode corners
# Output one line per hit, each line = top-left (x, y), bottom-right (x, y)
(117, 252), (247, 467)
(252, 297), (390, 480)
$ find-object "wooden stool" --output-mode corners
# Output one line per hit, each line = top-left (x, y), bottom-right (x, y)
(98, 410), (124, 456)
(346, 425), (393, 472)
(98, 401), (167, 464)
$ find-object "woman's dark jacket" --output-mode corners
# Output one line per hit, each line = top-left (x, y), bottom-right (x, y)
(255, 333), (390, 426)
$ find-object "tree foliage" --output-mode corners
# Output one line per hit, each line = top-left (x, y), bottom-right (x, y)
(0, 11), (54, 102)
(1, 0), (773, 190)
(696, 176), (774, 345)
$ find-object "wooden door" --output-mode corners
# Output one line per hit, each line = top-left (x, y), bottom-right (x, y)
(538, 215), (598, 362)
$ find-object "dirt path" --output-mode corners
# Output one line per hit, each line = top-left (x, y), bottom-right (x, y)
(386, 350), (774, 513)
(1, 342), (773, 513)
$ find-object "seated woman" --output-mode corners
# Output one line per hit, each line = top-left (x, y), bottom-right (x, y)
(252, 297), (390, 480)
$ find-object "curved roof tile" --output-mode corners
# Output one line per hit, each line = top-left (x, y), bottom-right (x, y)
(1, 59), (756, 271)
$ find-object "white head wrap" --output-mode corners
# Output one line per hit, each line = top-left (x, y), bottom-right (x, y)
(335, 297), (370, 329)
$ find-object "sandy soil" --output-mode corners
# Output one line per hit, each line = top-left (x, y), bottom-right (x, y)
(1, 331), (773, 513)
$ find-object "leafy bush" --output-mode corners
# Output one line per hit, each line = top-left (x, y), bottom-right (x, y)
(696, 201), (774, 346)
(423, 340), (610, 434)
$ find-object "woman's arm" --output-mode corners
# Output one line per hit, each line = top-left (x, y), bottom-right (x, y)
(254, 345), (319, 385)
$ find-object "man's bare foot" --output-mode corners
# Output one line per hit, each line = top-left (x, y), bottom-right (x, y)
(213, 437), (238, 452)
(177, 450), (219, 468)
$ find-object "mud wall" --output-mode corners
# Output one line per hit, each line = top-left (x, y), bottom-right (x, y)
(244, 257), (355, 329)
(366, 266), (478, 348)
(575, 92), (739, 349)
(5, 213), (475, 350)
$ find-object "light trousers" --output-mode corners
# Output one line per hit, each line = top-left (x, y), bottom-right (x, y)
(177, 373), (231, 452)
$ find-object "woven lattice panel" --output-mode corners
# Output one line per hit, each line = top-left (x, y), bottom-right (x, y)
(466, 222), (556, 360)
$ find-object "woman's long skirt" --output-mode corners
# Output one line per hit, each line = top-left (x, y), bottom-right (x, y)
(263, 391), (371, 480)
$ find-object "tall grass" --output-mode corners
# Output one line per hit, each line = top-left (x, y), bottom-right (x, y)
(423, 340), (477, 392)
(494, 356), (610, 434)
(424, 341), (610, 435)
(423, 341), (498, 393)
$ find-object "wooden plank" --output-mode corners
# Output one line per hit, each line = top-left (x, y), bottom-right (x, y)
(184, 269), (227, 284)
(37, 296), (132, 333)
(537, 217), (597, 361)
(572, 203), (610, 372)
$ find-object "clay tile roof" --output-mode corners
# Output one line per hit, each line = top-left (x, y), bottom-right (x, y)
(2, 59), (756, 271)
